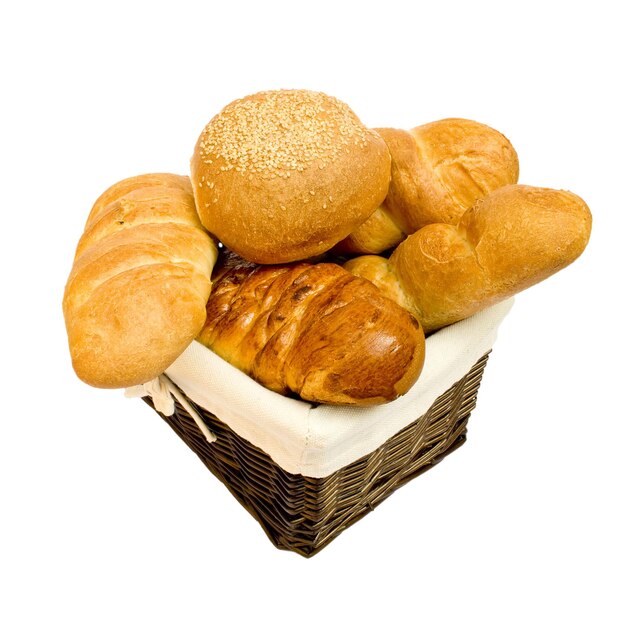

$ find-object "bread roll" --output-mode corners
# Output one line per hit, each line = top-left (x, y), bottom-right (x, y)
(63, 174), (218, 388)
(345, 184), (592, 333)
(197, 257), (425, 405)
(337, 118), (519, 254)
(85, 173), (193, 226)
(191, 89), (391, 264)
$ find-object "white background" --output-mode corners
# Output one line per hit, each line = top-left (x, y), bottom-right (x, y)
(1, 1), (624, 624)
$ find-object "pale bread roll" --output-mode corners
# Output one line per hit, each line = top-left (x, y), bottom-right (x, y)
(63, 174), (218, 388)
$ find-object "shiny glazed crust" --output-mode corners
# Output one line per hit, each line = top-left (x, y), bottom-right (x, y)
(197, 259), (425, 405)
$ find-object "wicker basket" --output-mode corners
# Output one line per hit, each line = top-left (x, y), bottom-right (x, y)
(143, 351), (491, 557)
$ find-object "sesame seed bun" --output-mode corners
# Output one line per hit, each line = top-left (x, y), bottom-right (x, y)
(190, 90), (391, 264)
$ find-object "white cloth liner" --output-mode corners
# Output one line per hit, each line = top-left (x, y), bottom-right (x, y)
(153, 298), (514, 478)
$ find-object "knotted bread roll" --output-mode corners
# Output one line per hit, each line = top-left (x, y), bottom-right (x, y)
(63, 174), (218, 388)
(345, 184), (592, 333)
(337, 118), (519, 254)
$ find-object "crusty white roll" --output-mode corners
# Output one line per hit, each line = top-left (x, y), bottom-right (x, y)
(190, 89), (391, 264)
(63, 174), (218, 388)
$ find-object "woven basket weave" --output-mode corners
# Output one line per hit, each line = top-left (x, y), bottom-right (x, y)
(144, 351), (490, 557)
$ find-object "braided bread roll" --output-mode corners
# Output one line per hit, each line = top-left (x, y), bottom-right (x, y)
(345, 184), (592, 333)
(336, 118), (519, 254)
(63, 174), (218, 388)
(197, 256), (425, 405)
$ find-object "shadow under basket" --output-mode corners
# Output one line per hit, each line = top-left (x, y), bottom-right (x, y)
(144, 351), (490, 558)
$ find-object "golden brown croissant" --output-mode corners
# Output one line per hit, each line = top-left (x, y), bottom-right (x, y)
(336, 118), (519, 255)
(196, 257), (425, 405)
(345, 184), (592, 333)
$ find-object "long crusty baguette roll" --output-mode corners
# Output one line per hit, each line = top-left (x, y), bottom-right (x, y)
(63, 174), (218, 388)
(191, 89), (391, 264)
(85, 173), (194, 227)
(336, 118), (519, 254)
(345, 184), (592, 333)
(196, 256), (425, 405)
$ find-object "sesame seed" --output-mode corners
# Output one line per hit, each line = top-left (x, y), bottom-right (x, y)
(196, 90), (374, 176)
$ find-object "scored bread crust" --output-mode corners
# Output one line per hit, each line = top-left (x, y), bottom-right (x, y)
(338, 118), (520, 254)
(393, 118), (519, 230)
(85, 172), (194, 228)
(63, 174), (218, 388)
(190, 90), (391, 264)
